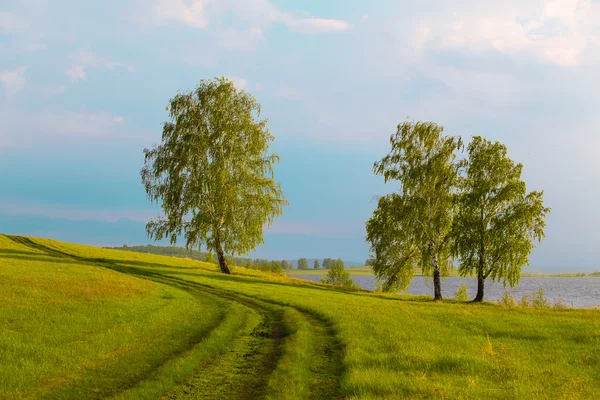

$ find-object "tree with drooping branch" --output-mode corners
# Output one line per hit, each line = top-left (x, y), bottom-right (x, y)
(452, 136), (549, 302)
(141, 77), (287, 274)
(369, 119), (463, 300)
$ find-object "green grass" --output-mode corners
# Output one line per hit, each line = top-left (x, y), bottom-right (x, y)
(1, 234), (599, 399)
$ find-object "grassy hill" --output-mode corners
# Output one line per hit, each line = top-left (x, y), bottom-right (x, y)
(1, 234), (599, 399)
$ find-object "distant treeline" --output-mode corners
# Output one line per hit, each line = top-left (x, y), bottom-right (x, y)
(106, 245), (352, 273)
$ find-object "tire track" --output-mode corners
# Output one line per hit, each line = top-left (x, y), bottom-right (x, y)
(9, 236), (345, 400)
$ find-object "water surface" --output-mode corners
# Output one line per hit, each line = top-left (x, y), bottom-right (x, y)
(290, 275), (600, 308)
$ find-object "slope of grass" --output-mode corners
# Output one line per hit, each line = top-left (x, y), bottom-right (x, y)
(0, 235), (231, 399)
(2, 234), (599, 399)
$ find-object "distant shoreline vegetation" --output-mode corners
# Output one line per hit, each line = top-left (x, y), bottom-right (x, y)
(105, 244), (360, 270)
(106, 245), (598, 278)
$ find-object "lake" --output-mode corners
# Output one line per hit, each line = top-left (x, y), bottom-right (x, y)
(290, 274), (600, 308)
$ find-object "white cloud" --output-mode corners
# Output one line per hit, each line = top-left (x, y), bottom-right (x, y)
(151, 0), (351, 37)
(0, 11), (45, 53)
(286, 17), (351, 34)
(0, 11), (29, 34)
(154, 0), (210, 28)
(228, 76), (248, 90)
(66, 49), (133, 82)
(66, 65), (87, 82)
(412, 0), (600, 66)
(0, 66), (27, 94)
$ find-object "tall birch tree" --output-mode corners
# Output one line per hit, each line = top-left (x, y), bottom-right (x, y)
(452, 136), (549, 301)
(368, 120), (462, 300)
(141, 77), (287, 274)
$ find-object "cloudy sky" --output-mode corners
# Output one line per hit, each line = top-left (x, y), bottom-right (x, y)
(1, 0), (599, 270)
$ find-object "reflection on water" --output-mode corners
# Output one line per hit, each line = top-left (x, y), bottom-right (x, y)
(290, 275), (600, 308)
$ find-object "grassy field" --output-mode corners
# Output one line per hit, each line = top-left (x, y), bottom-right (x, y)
(1, 234), (599, 399)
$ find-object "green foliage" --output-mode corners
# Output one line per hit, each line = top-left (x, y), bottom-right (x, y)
(313, 259), (320, 269)
(206, 252), (214, 264)
(298, 258), (309, 270)
(324, 259), (357, 289)
(553, 297), (568, 309)
(281, 260), (292, 272)
(322, 258), (333, 269)
(454, 281), (469, 301)
(452, 136), (550, 300)
(374, 278), (383, 293)
(270, 261), (284, 275)
(519, 294), (531, 308)
(365, 257), (375, 266)
(140, 77), (287, 273)
(498, 292), (518, 308)
(532, 288), (551, 308)
(367, 120), (462, 299)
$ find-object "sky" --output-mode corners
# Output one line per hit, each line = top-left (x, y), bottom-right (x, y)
(1, 0), (600, 271)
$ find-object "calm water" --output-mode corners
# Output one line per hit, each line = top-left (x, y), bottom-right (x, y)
(290, 275), (600, 308)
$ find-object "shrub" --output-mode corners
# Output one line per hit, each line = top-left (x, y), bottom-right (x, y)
(519, 294), (531, 308)
(454, 281), (469, 301)
(499, 292), (518, 308)
(532, 288), (550, 308)
(553, 297), (568, 309)
(323, 260), (358, 289)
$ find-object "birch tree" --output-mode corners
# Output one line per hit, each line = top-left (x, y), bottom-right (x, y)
(368, 120), (462, 300)
(452, 136), (549, 301)
(141, 77), (287, 274)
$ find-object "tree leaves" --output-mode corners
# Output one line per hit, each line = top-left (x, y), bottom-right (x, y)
(367, 120), (461, 297)
(141, 77), (287, 260)
(452, 136), (550, 291)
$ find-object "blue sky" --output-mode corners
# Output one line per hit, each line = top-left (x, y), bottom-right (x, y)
(1, 0), (600, 270)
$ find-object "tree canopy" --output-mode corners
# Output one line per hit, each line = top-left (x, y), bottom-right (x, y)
(281, 260), (293, 272)
(452, 136), (550, 301)
(141, 77), (287, 274)
(366, 194), (420, 292)
(298, 258), (309, 270)
(368, 120), (462, 300)
(323, 259), (356, 288)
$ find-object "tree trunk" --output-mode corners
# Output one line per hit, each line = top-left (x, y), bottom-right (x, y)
(429, 240), (443, 301)
(215, 242), (231, 274)
(473, 271), (485, 302)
